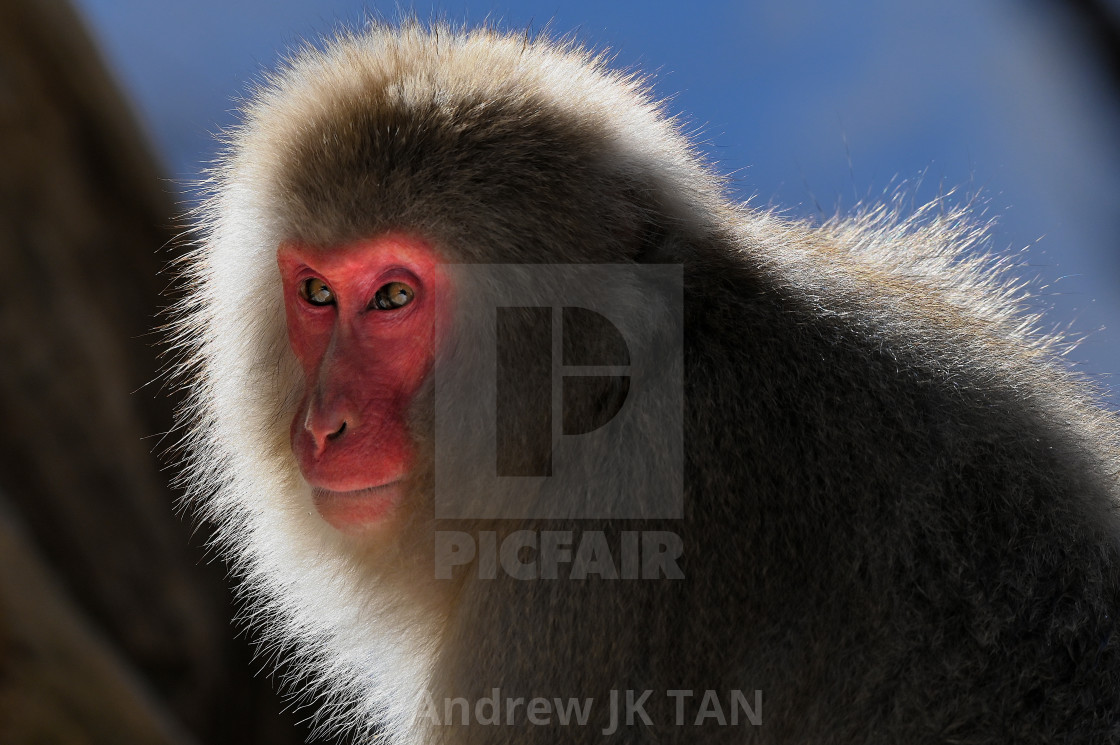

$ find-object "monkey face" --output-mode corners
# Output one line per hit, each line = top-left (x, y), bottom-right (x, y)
(277, 233), (449, 534)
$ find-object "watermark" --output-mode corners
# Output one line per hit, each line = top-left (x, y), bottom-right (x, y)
(433, 264), (684, 520)
(434, 529), (684, 580)
(417, 688), (762, 732)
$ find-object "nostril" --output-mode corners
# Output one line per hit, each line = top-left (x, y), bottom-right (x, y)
(303, 400), (352, 451)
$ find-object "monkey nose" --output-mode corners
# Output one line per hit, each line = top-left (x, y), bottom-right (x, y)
(304, 405), (351, 454)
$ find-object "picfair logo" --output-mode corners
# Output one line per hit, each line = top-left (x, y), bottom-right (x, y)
(434, 264), (683, 520)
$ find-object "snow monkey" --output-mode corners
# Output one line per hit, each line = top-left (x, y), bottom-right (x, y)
(170, 21), (1120, 745)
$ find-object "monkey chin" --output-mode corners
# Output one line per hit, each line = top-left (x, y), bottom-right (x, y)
(310, 481), (404, 535)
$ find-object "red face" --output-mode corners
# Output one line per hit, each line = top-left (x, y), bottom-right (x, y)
(277, 234), (445, 534)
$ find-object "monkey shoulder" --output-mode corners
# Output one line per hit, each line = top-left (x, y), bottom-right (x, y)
(681, 216), (1120, 604)
(672, 219), (1120, 734)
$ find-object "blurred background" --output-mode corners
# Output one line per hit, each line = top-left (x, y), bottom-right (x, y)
(0, 0), (1117, 742)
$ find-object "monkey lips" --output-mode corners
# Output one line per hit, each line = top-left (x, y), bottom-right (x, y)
(309, 482), (405, 533)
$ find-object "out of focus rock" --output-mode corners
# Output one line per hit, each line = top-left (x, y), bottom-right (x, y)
(0, 0), (309, 741)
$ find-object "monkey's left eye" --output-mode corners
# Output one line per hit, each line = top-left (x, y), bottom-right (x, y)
(371, 282), (415, 310)
(298, 277), (335, 306)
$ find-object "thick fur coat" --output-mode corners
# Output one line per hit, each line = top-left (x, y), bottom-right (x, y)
(171, 22), (1120, 744)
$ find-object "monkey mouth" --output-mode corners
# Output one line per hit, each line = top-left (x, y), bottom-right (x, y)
(310, 480), (404, 533)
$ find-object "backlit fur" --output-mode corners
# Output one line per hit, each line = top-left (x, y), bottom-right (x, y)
(170, 21), (1120, 744)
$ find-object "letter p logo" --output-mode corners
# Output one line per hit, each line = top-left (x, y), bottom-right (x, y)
(496, 306), (632, 477)
(434, 265), (683, 520)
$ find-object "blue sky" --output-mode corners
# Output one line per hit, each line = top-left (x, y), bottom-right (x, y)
(75, 0), (1120, 399)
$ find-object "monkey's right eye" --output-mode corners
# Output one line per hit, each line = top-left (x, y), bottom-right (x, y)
(298, 277), (335, 306)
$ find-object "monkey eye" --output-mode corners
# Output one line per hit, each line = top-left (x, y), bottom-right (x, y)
(371, 281), (415, 310)
(298, 277), (335, 306)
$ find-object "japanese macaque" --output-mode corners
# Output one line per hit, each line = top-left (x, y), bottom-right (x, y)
(170, 22), (1120, 745)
